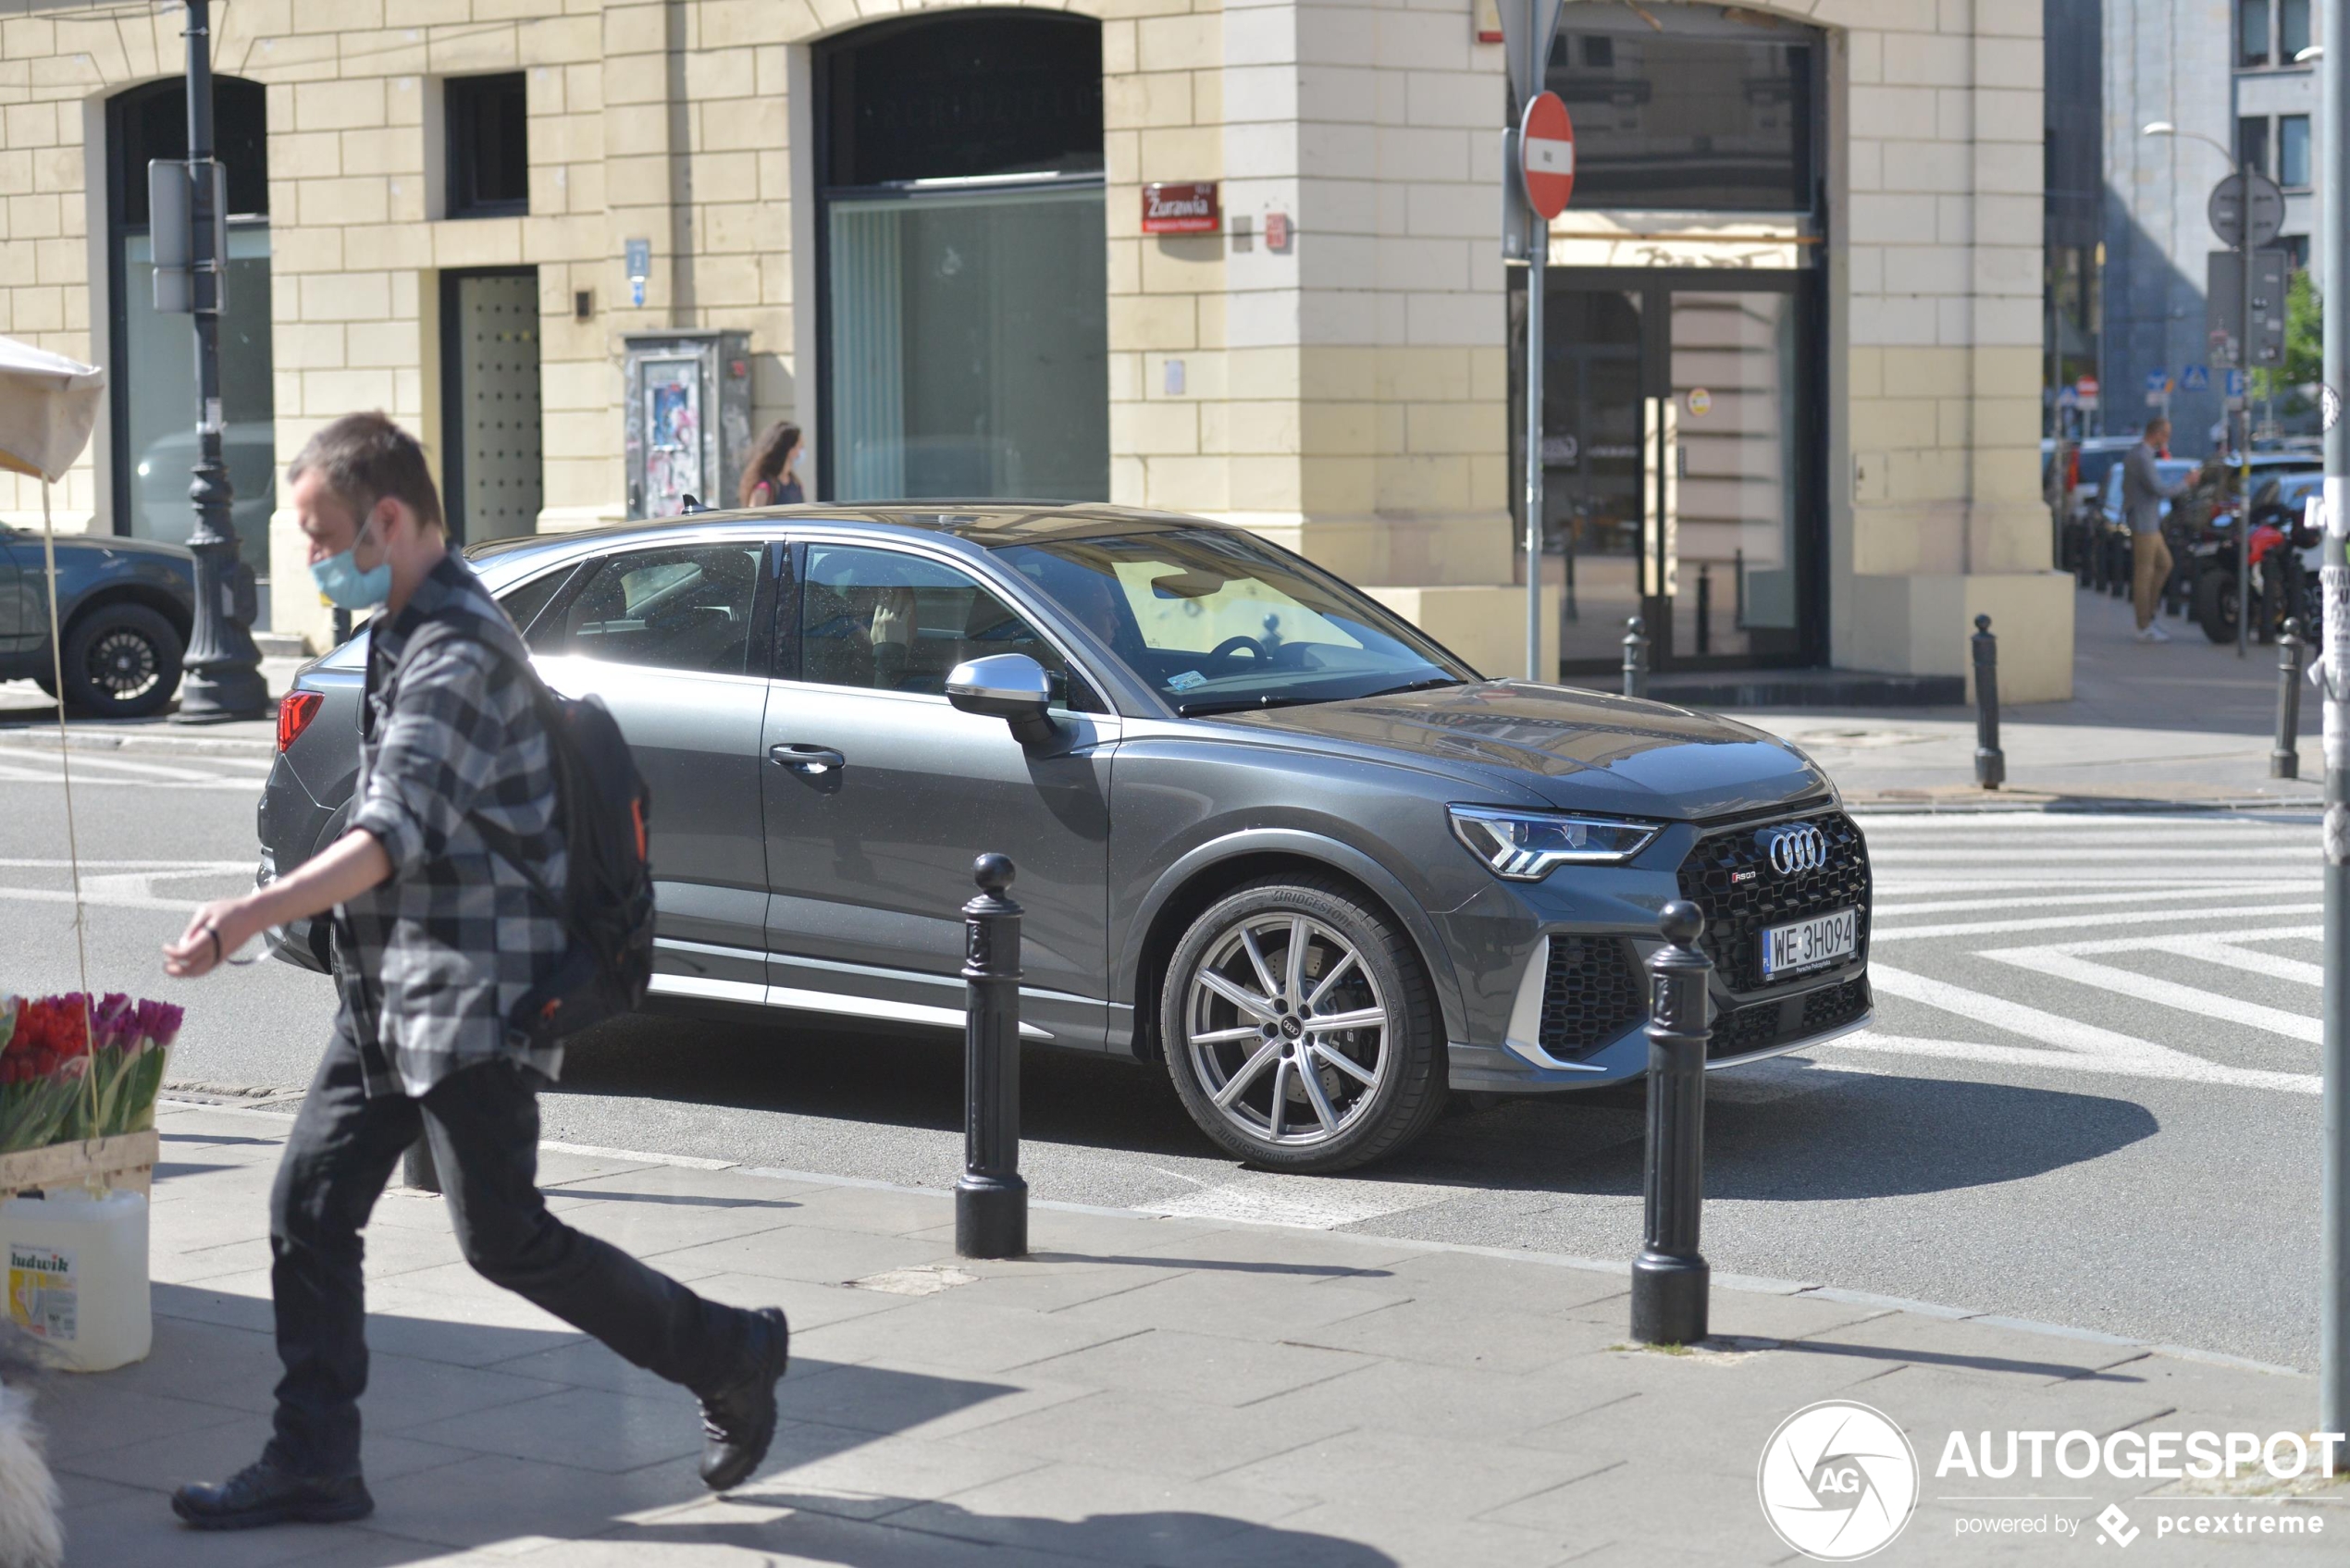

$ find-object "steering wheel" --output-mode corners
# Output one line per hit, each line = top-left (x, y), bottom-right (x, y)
(1200, 636), (1267, 673)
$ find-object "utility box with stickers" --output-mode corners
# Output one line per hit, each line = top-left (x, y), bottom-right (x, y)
(622, 330), (753, 520)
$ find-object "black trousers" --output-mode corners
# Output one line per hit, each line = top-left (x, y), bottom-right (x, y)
(264, 1019), (750, 1477)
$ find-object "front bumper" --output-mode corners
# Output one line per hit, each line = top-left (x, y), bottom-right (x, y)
(1437, 803), (1872, 1092)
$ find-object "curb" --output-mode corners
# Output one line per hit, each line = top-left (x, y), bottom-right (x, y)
(1849, 796), (2321, 817)
(0, 729), (276, 756)
(157, 1093), (2312, 1382)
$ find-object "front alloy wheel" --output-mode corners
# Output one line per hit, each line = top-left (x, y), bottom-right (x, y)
(1162, 878), (1442, 1172)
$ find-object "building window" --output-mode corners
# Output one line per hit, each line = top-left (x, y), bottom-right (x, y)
(2242, 0), (2272, 66)
(105, 77), (275, 595)
(2282, 0), (2312, 61)
(1547, 9), (1820, 213)
(2281, 114), (2311, 187)
(446, 72), (527, 218)
(2239, 116), (2272, 179)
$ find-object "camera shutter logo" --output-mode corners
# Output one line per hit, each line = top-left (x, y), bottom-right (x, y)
(1766, 824), (1828, 877)
(1756, 1401), (1918, 1561)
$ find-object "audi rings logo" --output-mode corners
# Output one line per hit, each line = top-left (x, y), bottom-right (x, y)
(1765, 824), (1829, 877)
(1757, 1401), (1919, 1561)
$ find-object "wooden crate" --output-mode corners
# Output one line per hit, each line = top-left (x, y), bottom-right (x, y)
(0, 1130), (159, 1200)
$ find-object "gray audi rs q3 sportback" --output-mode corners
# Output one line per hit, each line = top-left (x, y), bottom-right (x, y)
(257, 505), (1871, 1172)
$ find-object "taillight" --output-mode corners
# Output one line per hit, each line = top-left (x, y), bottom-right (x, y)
(277, 690), (323, 753)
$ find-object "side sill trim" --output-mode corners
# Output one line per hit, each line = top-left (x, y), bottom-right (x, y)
(648, 971), (1053, 1040)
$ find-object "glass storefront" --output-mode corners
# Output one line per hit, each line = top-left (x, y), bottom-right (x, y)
(1542, 276), (1816, 674)
(1526, 6), (1824, 678)
(827, 187), (1107, 501)
(107, 78), (274, 586)
(817, 13), (1107, 503)
(116, 226), (275, 574)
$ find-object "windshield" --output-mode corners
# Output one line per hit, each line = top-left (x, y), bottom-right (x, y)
(996, 527), (1473, 714)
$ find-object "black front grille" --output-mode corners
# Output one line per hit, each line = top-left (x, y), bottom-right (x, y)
(1538, 934), (1646, 1061)
(1710, 976), (1872, 1061)
(1676, 810), (1871, 993)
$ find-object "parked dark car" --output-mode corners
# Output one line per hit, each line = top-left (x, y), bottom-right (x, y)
(257, 505), (1873, 1172)
(0, 525), (197, 718)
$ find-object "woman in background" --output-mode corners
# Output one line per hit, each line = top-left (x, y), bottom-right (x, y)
(739, 421), (804, 506)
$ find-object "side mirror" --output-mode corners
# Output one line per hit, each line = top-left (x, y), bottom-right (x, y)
(947, 652), (1057, 747)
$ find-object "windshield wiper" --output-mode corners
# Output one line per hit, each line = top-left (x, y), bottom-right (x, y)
(1174, 694), (1330, 719)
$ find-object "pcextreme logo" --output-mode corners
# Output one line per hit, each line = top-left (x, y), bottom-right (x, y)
(1756, 1401), (1921, 1562)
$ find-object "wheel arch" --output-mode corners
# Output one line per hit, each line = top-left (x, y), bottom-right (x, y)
(1118, 831), (1466, 1063)
(63, 581), (194, 648)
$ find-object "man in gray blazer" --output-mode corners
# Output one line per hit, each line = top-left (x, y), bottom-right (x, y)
(2121, 417), (2189, 641)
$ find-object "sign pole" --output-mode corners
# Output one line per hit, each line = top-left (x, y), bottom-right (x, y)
(2239, 169), (2254, 660)
(1526, 217), (1546, 681)
(2320, 0), (2350, 1439)
(1500, 0), (1563, 685)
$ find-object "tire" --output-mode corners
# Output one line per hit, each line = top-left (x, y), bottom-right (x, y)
(2192, 568), (2237, 645)
(1160, 876), (1444, 1173)
(58, 602), (182, 719)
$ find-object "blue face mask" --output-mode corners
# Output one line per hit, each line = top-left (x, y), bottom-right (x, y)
(310, 521), (392, 609)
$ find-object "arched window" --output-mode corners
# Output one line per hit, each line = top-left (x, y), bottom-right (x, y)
(106, 78), (274, 592)
(817, 13), (1108, 502)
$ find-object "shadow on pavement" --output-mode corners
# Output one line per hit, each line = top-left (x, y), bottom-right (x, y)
(636, 1490), (1400, 1567)
(60, 1286), (1126, 1563)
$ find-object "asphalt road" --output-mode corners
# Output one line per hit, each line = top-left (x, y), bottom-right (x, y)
(0, 729), (2331, 1371)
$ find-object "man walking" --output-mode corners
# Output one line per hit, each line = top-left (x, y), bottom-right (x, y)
(160, 413), (788, 1529)
(2122, 415), (2189, 642)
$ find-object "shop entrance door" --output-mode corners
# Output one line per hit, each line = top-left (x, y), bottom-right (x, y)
(1544, 273), (1817, 675)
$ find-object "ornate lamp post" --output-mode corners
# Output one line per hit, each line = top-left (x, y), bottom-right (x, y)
(171, 0), (266, 722)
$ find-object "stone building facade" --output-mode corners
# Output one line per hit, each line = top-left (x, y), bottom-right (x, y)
(0, 0), (2071, 699)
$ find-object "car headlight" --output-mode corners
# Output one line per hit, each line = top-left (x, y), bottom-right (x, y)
(1448, 806), (1659, 880)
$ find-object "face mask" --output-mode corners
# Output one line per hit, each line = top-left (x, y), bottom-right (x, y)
(310, 520), (393, 609)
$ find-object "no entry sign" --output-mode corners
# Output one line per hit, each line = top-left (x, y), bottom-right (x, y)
(1519, 92), (1575, 220)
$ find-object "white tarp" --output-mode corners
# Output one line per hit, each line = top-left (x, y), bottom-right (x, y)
(0, 336), (105, 484)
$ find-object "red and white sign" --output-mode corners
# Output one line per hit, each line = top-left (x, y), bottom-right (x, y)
(1518, 92), (1575, 220)
(2074, 376), (2098, 396)
(1143, 182), (1219, 234)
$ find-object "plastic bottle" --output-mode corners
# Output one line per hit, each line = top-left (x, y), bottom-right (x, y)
(0, 1189), (150, 1372)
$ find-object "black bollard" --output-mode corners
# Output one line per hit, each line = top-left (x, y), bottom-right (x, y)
(402, 1136), (440, 1194)
(957, 853), (1028, 1259)
(1972, 614), (2005, 790)
(2275, 619), (2307, 780)
(1695, 563), (1713, 655)
(1622, 615), (1649, 699)
(1631, 900), (1712, 1346)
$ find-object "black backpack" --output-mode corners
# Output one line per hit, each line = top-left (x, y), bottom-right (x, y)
(499, 675), (658, 1050)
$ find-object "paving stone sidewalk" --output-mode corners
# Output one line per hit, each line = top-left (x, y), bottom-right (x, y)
(24, 1100), (2340, 1566)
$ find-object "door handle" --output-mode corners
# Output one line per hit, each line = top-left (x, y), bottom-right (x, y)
(769, 743), (846, 775)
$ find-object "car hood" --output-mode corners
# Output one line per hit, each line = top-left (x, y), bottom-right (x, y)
(1223, 680), (1830, 821)
(31, 532), (198, 572)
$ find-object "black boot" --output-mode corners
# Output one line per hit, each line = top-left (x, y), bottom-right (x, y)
(172, 1460), (374, 1530)
(698, 1306), (790, 1491)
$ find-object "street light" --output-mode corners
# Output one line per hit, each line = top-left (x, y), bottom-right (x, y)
(2142, 119), (2257, 659)
(170, 0), (266, 722)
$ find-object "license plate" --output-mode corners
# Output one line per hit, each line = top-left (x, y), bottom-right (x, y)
(1760, 907), (1859, 980)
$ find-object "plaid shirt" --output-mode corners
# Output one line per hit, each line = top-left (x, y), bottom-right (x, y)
(333, 553), (569, 1097)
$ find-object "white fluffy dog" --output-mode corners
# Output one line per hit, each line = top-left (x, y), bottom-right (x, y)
(0, 1346), (63, 1568)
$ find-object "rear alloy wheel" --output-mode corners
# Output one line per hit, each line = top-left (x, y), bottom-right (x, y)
(1161, 878), (1442, 1172)
(60, 603), (183, 719)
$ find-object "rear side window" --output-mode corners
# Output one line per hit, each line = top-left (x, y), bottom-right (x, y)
(494, 564), (572, 638)
(534, 543), (764, 674)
